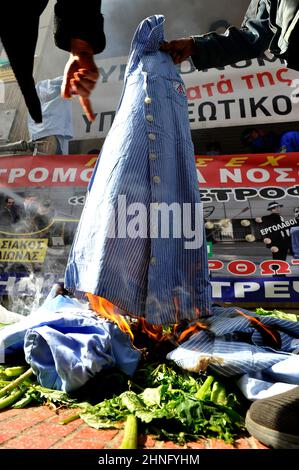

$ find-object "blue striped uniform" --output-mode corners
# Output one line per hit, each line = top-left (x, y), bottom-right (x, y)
(0, 295), (141, 393)
(65, 15), (211, 324)
(167, 306), (299, 382)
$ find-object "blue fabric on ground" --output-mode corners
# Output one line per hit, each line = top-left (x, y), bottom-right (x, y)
(0, 300), (141, 392)
(35, 285), (85, 314)
(167, 306), (299, 388)
(24, 318), (140, 392)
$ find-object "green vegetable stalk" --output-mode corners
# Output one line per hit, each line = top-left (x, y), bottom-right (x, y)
(0, 368), (33, 398)
(12, 393), (34, 409)
(4, 366), (28, 378)
(210, 381), (227, 405)
(120, 415), (138, 449)
(59, 413), (81, 425)
(0, 388), (25, 410)
(195, 375), (214, 400)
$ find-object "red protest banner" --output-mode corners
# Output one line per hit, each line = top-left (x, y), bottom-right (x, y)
(0, 155), (97, 188)
(0, 153), (299, 305)
(195, 153), (299, 187)
(1, 153), (298, 188)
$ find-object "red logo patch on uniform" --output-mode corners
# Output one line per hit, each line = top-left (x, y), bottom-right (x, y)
(173, 81), (186, 96)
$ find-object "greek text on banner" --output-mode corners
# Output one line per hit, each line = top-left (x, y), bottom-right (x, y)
(1, 153), (299, 188)
(0, 239), (48, 263)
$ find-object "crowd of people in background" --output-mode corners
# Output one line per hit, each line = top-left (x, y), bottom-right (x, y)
(0, 193), (63, 246)
(241, 128), (299, 154)
(202, 128), (299, 156)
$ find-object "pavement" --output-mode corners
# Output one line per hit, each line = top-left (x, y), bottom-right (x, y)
(0, 405), (268, 450)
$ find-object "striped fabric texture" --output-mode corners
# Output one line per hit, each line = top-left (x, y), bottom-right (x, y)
(0, 300), (141, 393)
(65, 15), (211, 324)
(167, 305), (299, 381)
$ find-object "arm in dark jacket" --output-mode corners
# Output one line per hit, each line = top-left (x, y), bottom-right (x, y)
(54, 0), (106, 54)
(191, 0), (273, 70)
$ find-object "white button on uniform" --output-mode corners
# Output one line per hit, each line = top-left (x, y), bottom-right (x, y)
(148, 133), (156, 141)
(149, 153), (157, 161)
(150, 257), (156, 265)
(144, 96), (152, 104)
(153, 176), (161, 184)
(146, 114), (154, 122)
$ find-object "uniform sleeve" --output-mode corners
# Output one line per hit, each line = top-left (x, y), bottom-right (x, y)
(191, 0), (273, 70)
(53, 0), (106, 54)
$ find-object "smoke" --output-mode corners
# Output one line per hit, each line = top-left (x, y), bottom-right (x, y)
(101, 0), (250, 58)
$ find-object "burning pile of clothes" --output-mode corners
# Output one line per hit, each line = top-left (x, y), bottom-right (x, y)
(1, 283), (299, 399)
(0, 284), (299, 445)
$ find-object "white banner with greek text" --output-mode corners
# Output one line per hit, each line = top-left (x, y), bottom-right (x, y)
(72, 54), (299, 140)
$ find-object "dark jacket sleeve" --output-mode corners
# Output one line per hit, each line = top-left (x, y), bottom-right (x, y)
(191, 0), (273, 70)
(54, 0), (106, 54)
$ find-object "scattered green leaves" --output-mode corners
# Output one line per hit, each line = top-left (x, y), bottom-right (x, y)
(79, 363), (245, 444)
(0, 362), (246, 444)
(256, 307), (298, 322)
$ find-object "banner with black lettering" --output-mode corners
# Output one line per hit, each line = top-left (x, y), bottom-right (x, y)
(0, 153), (299, 313)
(72, 54), (299, 139)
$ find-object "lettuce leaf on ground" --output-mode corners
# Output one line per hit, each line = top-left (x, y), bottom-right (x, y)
(256, 307), (298, 322)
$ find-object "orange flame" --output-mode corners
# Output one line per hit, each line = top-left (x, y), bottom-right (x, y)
(235, 308), (280, 347)
(86, 294), (210, 347)
(136, 317), (164, 342)
(175, 321), (208, 344)
(86, 293), (134, 342)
